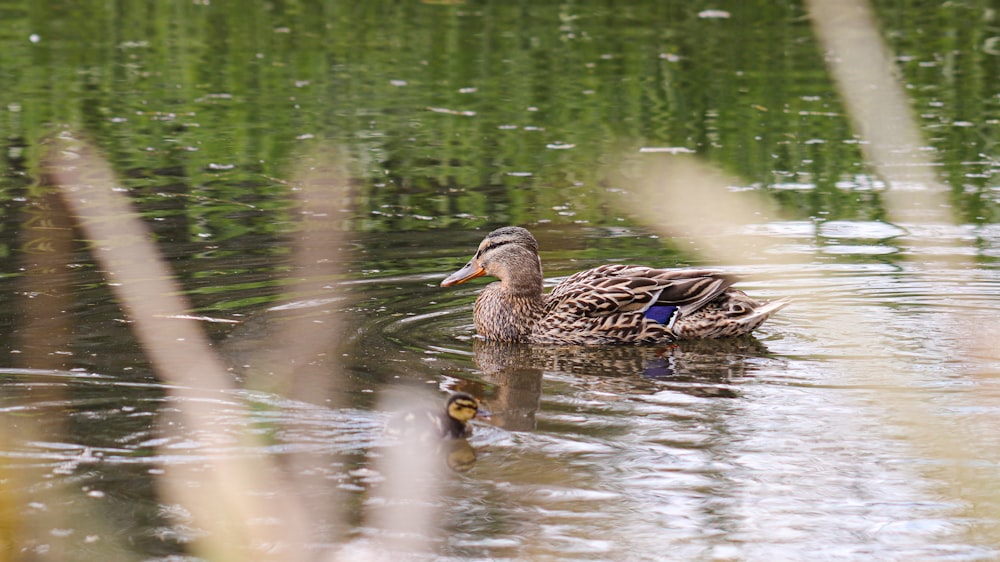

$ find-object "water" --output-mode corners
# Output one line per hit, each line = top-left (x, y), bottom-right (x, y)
(2, 0), (1000, 559)
(3, 221), (998, 560)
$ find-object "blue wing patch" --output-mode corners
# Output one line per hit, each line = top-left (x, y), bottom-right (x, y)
(644, 305), (679, 328)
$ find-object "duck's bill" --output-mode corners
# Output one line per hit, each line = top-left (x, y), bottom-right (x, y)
(441, 261), (486, 287)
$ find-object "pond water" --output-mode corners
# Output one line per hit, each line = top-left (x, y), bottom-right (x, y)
(3, 220), (999, 561)
(2, 0), (1000, 561)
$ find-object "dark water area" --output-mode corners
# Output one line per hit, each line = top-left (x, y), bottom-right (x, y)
(2, 0), (1000, 560)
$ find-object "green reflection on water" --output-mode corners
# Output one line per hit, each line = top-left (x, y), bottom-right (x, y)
(1, 0), (996, 247)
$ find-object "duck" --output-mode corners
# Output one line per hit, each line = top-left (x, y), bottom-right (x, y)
(386, 392), (483, 441)
(440, 226), (789, 344)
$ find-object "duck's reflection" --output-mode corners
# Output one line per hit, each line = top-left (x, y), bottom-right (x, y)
(468, 340), (543, 432)
(443, 438), (478, 472)
(470, 337), (774, 431)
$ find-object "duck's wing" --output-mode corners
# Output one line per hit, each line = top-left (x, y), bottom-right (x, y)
(546, 264), (737, 318)
(637, 267), (738, 316)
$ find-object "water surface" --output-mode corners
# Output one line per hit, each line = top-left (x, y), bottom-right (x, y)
(1, 0), (999, 560)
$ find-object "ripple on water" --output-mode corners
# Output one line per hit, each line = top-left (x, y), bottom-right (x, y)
(366, 223), (1000, 558)
(818, 220), (908, 239)
(3, 217), (998, 560)
(0, 370), (385, 467)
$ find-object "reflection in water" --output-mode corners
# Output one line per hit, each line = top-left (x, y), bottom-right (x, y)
(443, 438), (478, 472)
(380, 437), (479, 474)
(472, 337), (774, 431)
(470, 341), (542, 431)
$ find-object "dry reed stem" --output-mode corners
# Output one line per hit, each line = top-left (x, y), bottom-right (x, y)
(807, 0), (1000, 543)
(45, 132), (312, 562)
(624, 0), (1000, 548)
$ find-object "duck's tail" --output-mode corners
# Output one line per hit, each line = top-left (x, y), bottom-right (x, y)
(745, 296), (792, 323)
(729, 296), (791, 335)
(671, 295), (791, 339)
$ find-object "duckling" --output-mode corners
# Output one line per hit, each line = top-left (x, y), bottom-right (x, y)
(386, 392), (482, 441)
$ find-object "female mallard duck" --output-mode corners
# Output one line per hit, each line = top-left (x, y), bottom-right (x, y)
(387, 392), (483, 441)
(441, 226), (789, 344)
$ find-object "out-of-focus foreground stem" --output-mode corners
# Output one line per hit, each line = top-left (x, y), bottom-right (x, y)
(45, 132), (312, 562)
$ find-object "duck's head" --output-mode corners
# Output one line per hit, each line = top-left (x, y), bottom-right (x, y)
(446, 392), (481, 423)
(441, 226), (542, 291)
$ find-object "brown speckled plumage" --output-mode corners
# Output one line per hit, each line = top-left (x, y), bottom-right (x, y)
(441, 226), (788, 344)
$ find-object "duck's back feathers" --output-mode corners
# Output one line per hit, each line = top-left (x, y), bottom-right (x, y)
(533, 265), (749, 343)
(672, 294), (791, 339)
(551, 264), (737, 315)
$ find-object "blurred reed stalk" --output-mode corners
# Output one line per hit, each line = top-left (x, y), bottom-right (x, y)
(621, 0), (999, 548)
(807, 0), (1000, 542)
(1, 187), (76, 559)
(361, 391), (445, 559)
(45, 132), (313, 562)
(807, 0), (955, 224)
(44, 134), (446, 560)
(254, 147), (354, 548)
(821, 0), (1000, 540)
(0, 158), (145, 561)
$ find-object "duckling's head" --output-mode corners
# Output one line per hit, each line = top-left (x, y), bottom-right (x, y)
(441, 226), (542, 294)
(446, 392), (481, 423)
